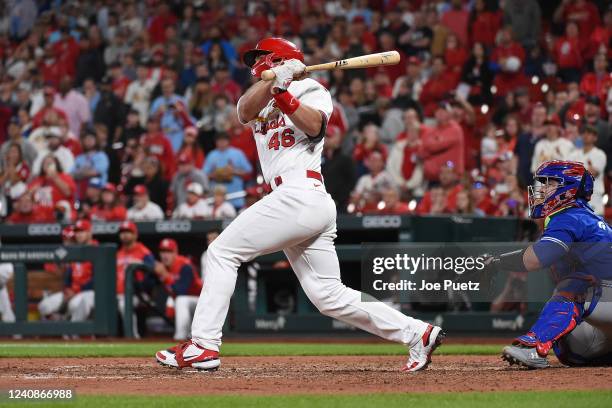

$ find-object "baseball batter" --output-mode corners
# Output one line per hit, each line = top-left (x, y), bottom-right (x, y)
(156, 38), (444, 372)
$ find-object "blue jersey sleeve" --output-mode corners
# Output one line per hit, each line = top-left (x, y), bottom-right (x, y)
(532, 212), (580, 267)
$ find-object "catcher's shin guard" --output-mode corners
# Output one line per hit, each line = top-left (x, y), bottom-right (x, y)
(513, 297), (583, 357)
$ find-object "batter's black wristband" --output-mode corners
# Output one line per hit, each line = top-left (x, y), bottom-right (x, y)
(492, 249), (528, 272)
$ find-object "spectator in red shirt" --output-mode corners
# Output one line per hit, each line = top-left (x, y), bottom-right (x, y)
(6, 187), (56, 224)
(140, 116), (176, 181)
(177, 126), (205, 169)
(52, 28), (80, 78)
(554, 0), (600, 43)
(554, 21), (585, 83)
(28, 155), (76, 210)
(469, 0), (502, 48)
(441, 0), (469, 46)
(227, 113), (257, 171)
(444, 33), (468, 74)
(90, 183), (127, 221)
(210, 65), (242, 105)
(373, 187), (412, 215)
(148, 2), (177, 45)
(416, 162), (463, 214)
(419, 57), (459, 117)
(585, 8), (611, 59)
(32, 86), (68, 129)
(491, 26), (528, 96)
(580, 54), (612, 104)
(353, 124), (388, 176)
(419, 103), (465, 182)
(470, 181), (497, 216)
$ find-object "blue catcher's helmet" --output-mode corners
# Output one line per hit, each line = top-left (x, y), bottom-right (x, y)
(528, 160), (594, 219)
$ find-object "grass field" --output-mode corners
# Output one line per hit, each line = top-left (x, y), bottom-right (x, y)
(0, 342), (503, 358)
(2, 391), (612, 408)
(2, 342), (611, 407)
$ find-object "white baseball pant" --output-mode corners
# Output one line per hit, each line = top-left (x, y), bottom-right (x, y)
(0, 263), (15, 322)
(38, 290), (95, 322)
(191, 173), (429, 351)
(174, 295), (199, 340)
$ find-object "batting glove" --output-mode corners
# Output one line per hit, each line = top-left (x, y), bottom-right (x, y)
(271, 59), (306, 92)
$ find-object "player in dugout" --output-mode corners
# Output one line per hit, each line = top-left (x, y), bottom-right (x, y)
(38, 220), (98, 323)
(154, 238), (202, 341)
(116, 221), (155, 338)
(490, 161), (612, 368)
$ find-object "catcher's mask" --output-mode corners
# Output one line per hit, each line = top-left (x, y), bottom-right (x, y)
(528, 160), (594, 219)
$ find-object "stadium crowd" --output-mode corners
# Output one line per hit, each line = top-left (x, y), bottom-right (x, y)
(0, 0), (611, 224)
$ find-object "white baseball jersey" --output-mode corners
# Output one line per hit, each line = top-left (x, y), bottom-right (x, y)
(238, 78), (333, 182)
(189, 75), (432, 359)
(127, 202), (164, 221)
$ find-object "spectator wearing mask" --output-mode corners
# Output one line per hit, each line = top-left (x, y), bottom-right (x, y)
(172, 182), (211, 220)
(127, 184), (164, 221)
(154, 238), (202, 340)
(211, 185), (237, 220)
(419, 103), (465, 183)
(569, 125), (607, 214)
(203, 133), (251, 209)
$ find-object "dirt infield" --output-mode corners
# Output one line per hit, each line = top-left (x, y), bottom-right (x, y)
(2, 356), (612, 395)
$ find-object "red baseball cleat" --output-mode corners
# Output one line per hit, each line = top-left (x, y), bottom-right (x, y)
(156, 340), (220, 371)
(402, 324), (445, 372)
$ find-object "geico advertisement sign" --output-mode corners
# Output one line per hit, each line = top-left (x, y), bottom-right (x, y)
(362, 216), (402, 229)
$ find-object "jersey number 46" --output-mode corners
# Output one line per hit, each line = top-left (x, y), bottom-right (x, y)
(268, 128), (295, 150)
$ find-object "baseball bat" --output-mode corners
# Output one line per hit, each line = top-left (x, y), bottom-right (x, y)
(260, 50), (401, 81)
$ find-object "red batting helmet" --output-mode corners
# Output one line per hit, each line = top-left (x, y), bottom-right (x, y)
(243, 37), (304, 78)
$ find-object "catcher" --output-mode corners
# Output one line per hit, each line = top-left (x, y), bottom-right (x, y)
(491, 160), (612, 368)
